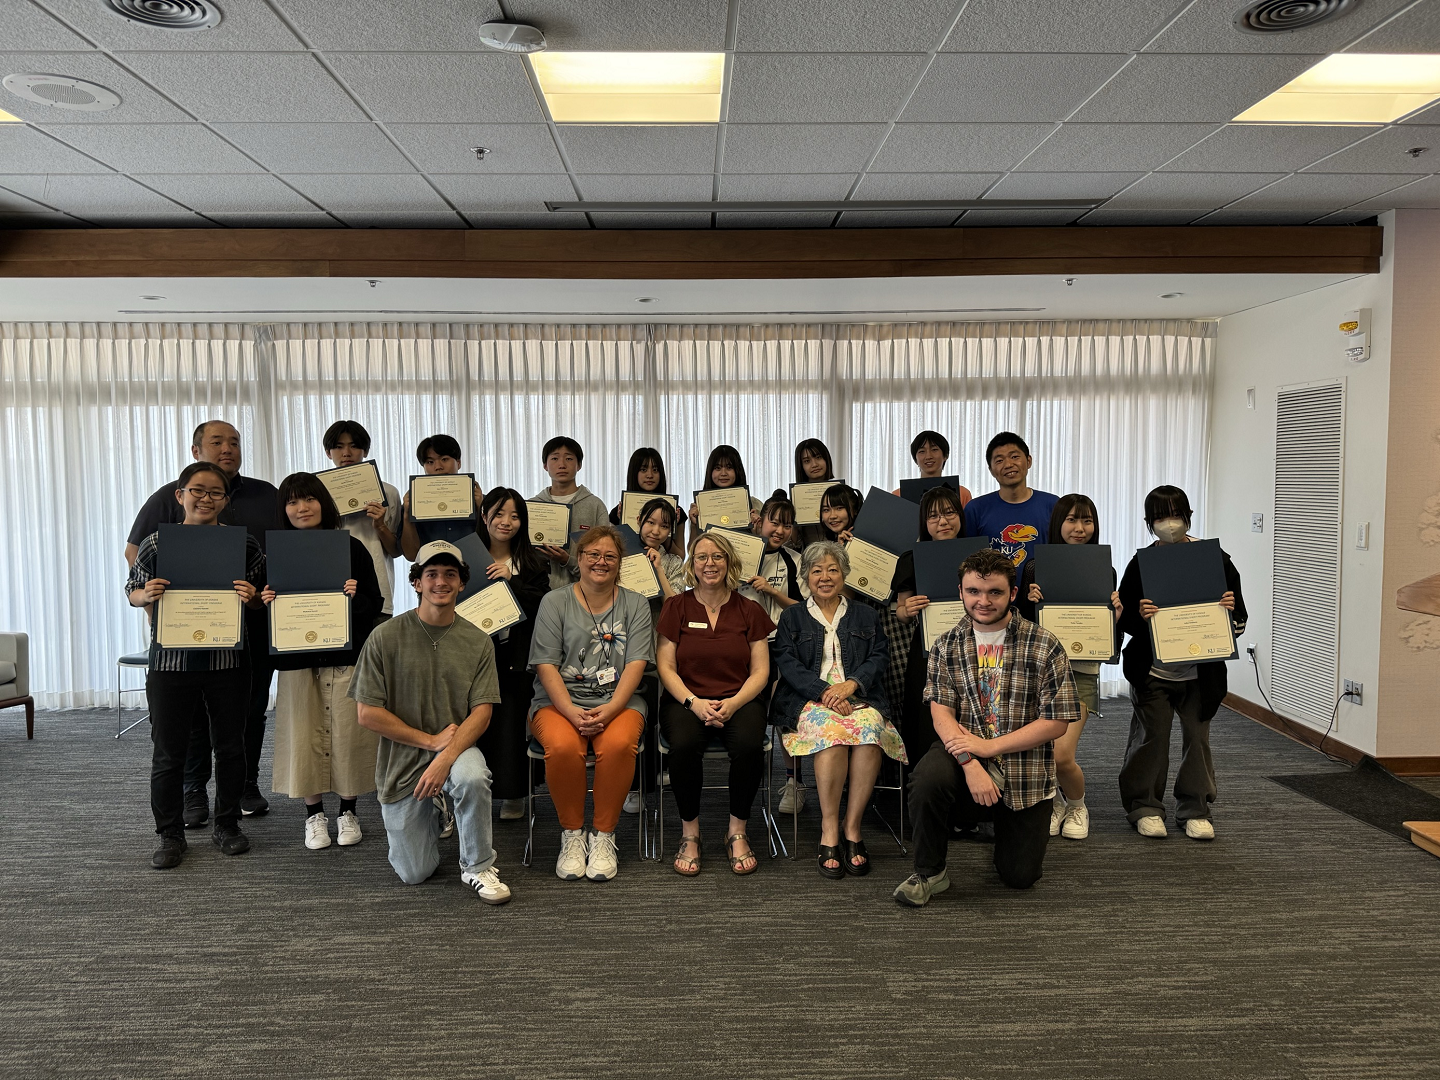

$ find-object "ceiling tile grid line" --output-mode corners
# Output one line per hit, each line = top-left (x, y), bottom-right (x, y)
(1341, 0), (1433, 51)
(709, 0), (745, 217)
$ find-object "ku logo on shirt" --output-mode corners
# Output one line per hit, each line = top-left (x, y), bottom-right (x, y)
(998, 523), (1039, 567)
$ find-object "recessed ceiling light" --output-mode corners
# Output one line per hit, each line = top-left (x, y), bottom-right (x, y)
(634, 297), (657, 303)
(1406, 146), (1429, 157)
(1160, 292), (1184, 299)
(1234, 53), (1440, 124)
(530, 52), (724, 123)
(470, 146), (490, 160)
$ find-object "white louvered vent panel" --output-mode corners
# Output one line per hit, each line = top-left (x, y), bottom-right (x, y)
(1271, 379), (1344, 726)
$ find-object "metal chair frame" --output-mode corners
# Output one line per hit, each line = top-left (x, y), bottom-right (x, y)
(655, 726), (779, 862)
(523, 734), (648, 867)
(787, 748), (908, 859)
(115, 653), (150, 739)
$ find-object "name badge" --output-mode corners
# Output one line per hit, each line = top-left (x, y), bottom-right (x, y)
(687, 621), (708, 629)
(596, 666), (616, 685)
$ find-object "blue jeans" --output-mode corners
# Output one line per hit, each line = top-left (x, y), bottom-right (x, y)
(378, 746), (496, 884)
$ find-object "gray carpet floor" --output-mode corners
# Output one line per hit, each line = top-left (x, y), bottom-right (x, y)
(2, 703), (1438, 1080)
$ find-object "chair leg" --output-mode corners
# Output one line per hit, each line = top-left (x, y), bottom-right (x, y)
(523, 754), (535, 868)
(25, 697), (34, 740)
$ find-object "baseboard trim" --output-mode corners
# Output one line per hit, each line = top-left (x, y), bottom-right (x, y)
(1224, 694), (1440, 776)
(1375, 756), (1440, 777)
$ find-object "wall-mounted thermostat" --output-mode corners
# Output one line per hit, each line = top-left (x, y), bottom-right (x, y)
(1340, 309), (1370, 363)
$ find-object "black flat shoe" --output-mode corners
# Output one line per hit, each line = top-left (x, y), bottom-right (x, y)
(817, 844), (844, 879)
(843, 838), (870, 876)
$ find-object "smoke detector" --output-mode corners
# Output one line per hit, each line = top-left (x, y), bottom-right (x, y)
(101, 0), (223, 30)
(477, 21), (547, 53)
(1234, 0), (1356, 34)
(3, 73), (120, 111)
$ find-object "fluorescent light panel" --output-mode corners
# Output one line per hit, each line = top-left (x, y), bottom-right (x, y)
(530, 51), (724, 123)
(1235, 53), (1440, 124)
(0, 107), (20, 123)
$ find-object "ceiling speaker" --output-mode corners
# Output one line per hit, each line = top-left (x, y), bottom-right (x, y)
(1234, 0), (1356, 33)
(3, 73), (121, 111)
(100, 0), (222, 30)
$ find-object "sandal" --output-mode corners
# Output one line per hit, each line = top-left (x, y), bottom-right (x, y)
(843, 837), (871, 877)
(817, 843), (845, 879)
(726, 832), (759, 876)
(673, 834), (702, 877)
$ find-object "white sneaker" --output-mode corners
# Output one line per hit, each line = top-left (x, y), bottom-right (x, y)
(335, 810), (362, 846)
(586, 830), (619, 881)
(1184, 818), (1215, 841)
(461, 865), (512, 905)
(1061, 801), (1090, 840)
(499, 798), (525, 821)
(1136, 814), (1168, 838)
(622, 790), (641, 815)
(435, 794), (454, 839)
(556, 828), (589, 880)
(304, 812), (331, 850)
(778, 777), (807, 814)
(1049, 796), (1066, 837)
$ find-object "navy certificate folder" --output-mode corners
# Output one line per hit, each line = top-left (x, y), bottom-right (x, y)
(156, 523), (245, 588)
(912, 537), (990, 600)
(1137, 538), (1227, 606)
(853, 487), (922, 555)
(1034, 544), (1115, 605)
(899, 475), (961, 504)
(265, 530), (350, 593)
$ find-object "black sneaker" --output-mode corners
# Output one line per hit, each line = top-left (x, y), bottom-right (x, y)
(239, 783), (270, 817)
(183, 788), (209, 829)
(151, 832), (188, 870)
(213, 824), (251, 856)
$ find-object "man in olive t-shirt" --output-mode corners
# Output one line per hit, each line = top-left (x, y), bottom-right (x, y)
(351, 541), (511, 904)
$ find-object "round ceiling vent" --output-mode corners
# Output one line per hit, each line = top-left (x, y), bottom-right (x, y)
(2, 73), (120, 111)
(477, 21), (547, 53)
(101, 0), (222, 31)
(1234, 0), (1356, 33)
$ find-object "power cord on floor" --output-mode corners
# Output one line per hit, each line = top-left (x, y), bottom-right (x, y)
(1249, 648), (1350, 766)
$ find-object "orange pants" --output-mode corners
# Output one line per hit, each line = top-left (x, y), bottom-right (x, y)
(530, 706), (644, 833)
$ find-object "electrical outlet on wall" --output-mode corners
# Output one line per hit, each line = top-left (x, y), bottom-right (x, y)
(1251, 513), (1264, 533)
(1356, 522), (1370, 550)
(1343, 679), (1364, 705)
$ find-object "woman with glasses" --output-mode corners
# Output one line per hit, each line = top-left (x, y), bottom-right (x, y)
(656, 531), (775, 876)
(527, 524), (653, 882)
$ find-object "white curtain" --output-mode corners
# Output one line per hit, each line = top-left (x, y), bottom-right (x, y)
(0, 319), (1212, 707)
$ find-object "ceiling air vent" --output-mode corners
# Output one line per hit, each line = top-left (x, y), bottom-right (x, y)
(1234, 0), (1355, 33)
(2, 73), (120, 111)
(101, 0), (222, 31)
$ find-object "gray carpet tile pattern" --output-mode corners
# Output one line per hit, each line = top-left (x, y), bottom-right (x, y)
(1, 703), (1438, 1079)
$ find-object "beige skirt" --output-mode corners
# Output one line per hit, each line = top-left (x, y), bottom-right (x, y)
(271, 667), (379, 799)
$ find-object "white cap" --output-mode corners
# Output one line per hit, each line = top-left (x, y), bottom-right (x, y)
(414, 540), (466, 569)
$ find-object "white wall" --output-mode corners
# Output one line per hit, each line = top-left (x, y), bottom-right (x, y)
(1208, 214), (1394, 756)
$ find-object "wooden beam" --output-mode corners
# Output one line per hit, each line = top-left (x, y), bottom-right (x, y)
(0, 225), (1382, 279)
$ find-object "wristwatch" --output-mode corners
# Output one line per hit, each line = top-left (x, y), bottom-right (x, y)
(684, 696), (695, 710)
(954, 751), (974, 765)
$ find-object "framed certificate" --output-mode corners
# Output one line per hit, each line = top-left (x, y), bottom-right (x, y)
(409, 474), (475, 521)
(269, 592), (352, 653)
(619, 552), (662, 598)
(455, 581), (525, 636)
(694, 486), (752, 530)
(845, 536), (899, 602)
(621, 490), (678, 531)
(705, 524), (765, 579)
(526, 501), (573, 547)
(921, 600), (967, 650)
(316, 461), (386, 517)
(790, 480), (840, 526)
(1038, 603), (1118, 663)
(156, 589), (244, 649)
(1149, 603), (1237, 664)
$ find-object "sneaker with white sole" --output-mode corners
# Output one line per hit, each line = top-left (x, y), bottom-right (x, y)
(499, 798), (525, 821)
(434, 794), (454, 839)
(1061, 801), (1090, 840)
(622, 790), (641, 815)
(1049, 796), (1067, 837)
(892, 869), (950, 908)
(778, 777), (807, 814)
(556, 828), (589, 880)
(586, 830), (619, 881)
(461, 865), (512, 905)
(1184, 818), (1215, 841)
(304, 812), (332, 850)
(1136, 814), (1168, 838)
(336, 810), (362, 846)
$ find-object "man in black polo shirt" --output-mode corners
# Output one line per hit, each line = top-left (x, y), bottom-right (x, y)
(125, 420), (282, 825)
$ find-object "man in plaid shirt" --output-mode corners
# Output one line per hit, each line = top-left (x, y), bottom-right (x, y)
(895, 549), (1080, 907)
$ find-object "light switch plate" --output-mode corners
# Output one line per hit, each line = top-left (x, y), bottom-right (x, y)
(1251, 513), (1263, 533)
(1356, 522), (1370, 550)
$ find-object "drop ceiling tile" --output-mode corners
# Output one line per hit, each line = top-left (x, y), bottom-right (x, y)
(721, 124), (886, 174)
(282, 173), (449, 211)
(1104, 171), (1286, 208)
(210, 123), (415, 173)
(736, 0), (960, 52)
(718, 174), (856, 200)
(136, 173), (316, 213)
(728, 53), (929, 124)
(0, 184), (55, 212)
(958, 208), (1084, 226)
(388, 124), (564, 173)
(1072, 54), (1320, 123)
(1304, 126), (1440, 173)
(1147, 0), (1413, 53)
(464, 211), (587, 228)
(1017, 123), (1219, 172)
(1310, 210), (1382, 224)
(1078, 208), (1202, 225)
(428, 172), (576, 211)
(1230, 172), (1418, 208)
(716, 212), (836, 228)
(985, 171), (1141, 200)
(0, 125), (110, 172)
(326, 53), (543, 124)
(945, 0), (1180, 52)
(1351, 0), (1440, 52)
(121, 52), (366, 122)
(0, 211), (86, 227)
(591, 213), (714, 228)
(1350, 176), (1440, 208)
(1194, 209), (1327, 224)
(0, 172), (185, 213)
(0, 52), (191, 123)
(5, 1), (93, 50)
(83, 211), (214, 226)
(44, 0), (303, 50)
(903, 53), (1127, 123)
(508, 0), (728, 51)
(852, 172), (1000, 199)
(277, 0), (503, 50)
(837, 210), (960, 227)
(576, 174), (713, 201)
(40, 122), (263, 173)
(337, 211), (468, 228)
(209, 212), (341, 227)
(873, 123), (1055, 172)
(557, 126), (717, 174)
(1163, 124), (1377, 172)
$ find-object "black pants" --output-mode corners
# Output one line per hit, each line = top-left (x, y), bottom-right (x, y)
(1119, 677), (1215, 824)
(660, 696), (768, 822)
(149, 666), (250, 834)
(478, 668), (531, 801)
(908, 742), (1051, 888)
(184, 656), (273, 792)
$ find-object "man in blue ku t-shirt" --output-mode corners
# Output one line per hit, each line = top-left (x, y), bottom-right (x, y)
(963, 432), (1058, 570)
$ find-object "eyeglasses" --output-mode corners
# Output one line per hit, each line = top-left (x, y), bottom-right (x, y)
(580, 552), (619, 565)
(926, 508), (959, 521)
(183, 488), (228, 502)
(693, 553), (728, 564)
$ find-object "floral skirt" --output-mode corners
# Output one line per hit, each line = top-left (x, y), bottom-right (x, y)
(783, 701), (909, 764)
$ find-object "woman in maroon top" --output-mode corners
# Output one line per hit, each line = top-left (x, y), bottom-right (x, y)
(656, 531), (775, 877)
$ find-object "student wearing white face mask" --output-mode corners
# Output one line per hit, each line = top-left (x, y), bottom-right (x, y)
(1116, 486), (1246, 842)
